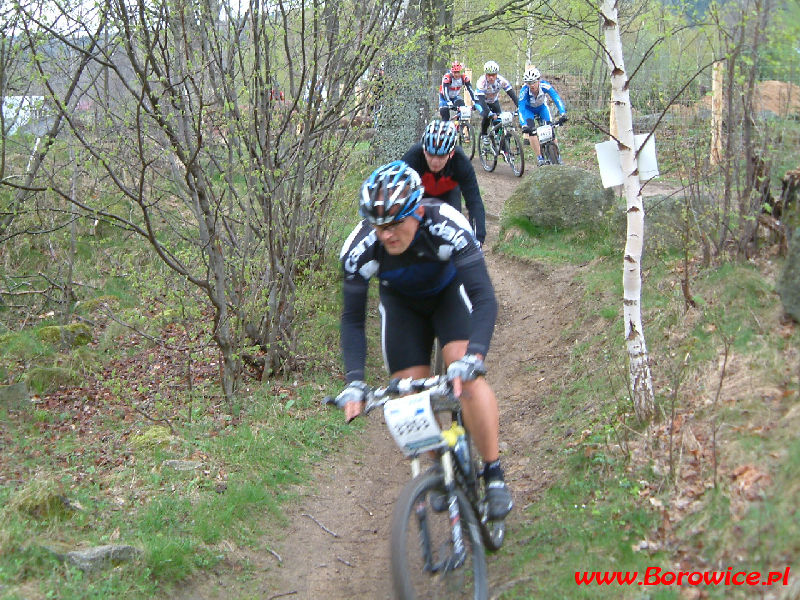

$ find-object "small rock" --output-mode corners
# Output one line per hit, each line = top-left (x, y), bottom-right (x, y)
(162, 459), (203, 471)
(65, 544), (142, 572)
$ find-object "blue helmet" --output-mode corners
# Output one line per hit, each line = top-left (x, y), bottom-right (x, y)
(422, 120), (458, 156)
(359, 161), (424, 226)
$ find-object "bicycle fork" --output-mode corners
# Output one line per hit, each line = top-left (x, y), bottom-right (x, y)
(411, 452), (467, 574)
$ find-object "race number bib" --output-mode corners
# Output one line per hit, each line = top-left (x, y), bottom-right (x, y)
(383, 391), (443, 455)
(536, 124), (554, 143)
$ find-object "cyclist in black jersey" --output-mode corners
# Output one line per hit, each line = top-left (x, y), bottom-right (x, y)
(335, 160), (513, 521)
(402, 120), (487, 244)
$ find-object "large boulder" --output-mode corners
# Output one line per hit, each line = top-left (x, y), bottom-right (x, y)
(500, 166), (616, 233)
(777, 228), (800, 321)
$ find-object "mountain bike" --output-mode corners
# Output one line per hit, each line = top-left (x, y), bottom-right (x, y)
(478, 111), (524, 177)
(449, 105), (475, 160)
(362, 375), (507, 600)
(533, 115), (566, 166)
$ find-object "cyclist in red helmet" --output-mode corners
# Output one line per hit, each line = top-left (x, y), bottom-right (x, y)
(439, 61), (476, 121)
(401, 120), (487, 244)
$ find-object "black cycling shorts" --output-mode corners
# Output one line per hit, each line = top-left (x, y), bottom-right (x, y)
(378, 278), (472, 374)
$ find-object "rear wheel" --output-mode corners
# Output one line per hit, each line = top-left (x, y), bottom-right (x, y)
(391, 471), (488, 600)
(458, 122), (475, 160)
(478, 133), (497, 173)
(505, 131), (524, 177)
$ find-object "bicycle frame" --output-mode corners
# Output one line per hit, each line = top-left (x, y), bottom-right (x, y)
(479, 111), (524, 176)
(365, 377), (473, 570)
(364, 375), (497, 530)
(533, 117), (565, 165)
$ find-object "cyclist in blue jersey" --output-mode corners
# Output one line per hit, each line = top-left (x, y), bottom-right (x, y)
(518, 66), (567, 166)
(335, 161), (513, 521)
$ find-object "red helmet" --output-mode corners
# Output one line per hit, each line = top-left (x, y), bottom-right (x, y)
(451, 61), (463, 73)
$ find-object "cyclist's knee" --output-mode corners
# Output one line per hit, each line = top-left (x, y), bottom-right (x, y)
(441, 340), (469, 366)
(391, 365), (431, 380)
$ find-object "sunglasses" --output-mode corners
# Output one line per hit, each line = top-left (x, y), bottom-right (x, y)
(374, 217), (407, 233)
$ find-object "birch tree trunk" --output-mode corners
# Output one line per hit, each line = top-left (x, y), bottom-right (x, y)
(600, 0), (655, 422)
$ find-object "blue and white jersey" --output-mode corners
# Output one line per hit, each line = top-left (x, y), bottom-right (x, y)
(520, 80), (565, 115)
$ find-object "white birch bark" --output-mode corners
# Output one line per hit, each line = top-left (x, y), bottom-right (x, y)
(600, 0), (655, 421)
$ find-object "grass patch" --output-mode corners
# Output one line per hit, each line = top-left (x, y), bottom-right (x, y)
(495, 205), (798, 598)
(495, 220), (622, 265)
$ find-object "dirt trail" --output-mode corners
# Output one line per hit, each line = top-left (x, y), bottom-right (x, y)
(176, 166), (585, 599)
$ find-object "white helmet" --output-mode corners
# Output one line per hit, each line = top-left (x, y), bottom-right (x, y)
(483, 60), (500, 74)
(523, 66), (541, 83)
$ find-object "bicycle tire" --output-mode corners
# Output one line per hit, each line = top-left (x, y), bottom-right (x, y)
(505, 131), (524, 177)
(545, 142), (560, 166)
(391, 470), (488, 600)
(458, 122), (476, 160)
(431, 339), (444, 376)
(478, 133), (497, 173)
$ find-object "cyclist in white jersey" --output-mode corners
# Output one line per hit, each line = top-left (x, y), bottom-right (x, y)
(474, 60), (518, 148)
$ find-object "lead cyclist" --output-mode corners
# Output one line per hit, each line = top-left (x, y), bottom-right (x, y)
(335, 161), (513, 521)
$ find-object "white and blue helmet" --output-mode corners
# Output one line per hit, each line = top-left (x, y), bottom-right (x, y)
(422, 120), (458, 156)
(523, 66), (541, 83)
(359, 161), (424, 226)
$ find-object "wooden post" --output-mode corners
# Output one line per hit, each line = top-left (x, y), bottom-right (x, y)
(711, 60), (725, 166)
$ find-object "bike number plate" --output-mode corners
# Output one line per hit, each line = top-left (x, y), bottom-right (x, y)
(383, 391), (443, 455)
(459, 106), (471, 120)
(499, 111), (514, 126)
(536, 124), (553, 143)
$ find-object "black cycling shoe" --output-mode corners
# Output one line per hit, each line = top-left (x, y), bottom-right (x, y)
(485, 480), (513, 520)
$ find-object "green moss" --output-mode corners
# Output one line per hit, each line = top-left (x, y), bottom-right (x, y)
(130, 426), (173, 450)
(79, 295), (121, 313)
(36, 323), (92, 347)
(25, 366), (80, 394)
(4, 477), (71, 520)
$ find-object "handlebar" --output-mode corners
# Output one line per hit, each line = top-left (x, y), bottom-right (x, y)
(322, 375), (461, 420)
(364, 375), (457, 415)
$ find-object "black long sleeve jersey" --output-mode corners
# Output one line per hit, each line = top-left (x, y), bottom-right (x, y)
(401, 144), (487, 244)
(339, 201), (497, 383)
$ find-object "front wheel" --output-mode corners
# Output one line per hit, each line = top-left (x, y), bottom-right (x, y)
(505, 131), (524, 177)
(544, 141), (560, 166)
(391, 471), (488, 600)
(478, 133), (497, 173)
(458, 122), (475, 160)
